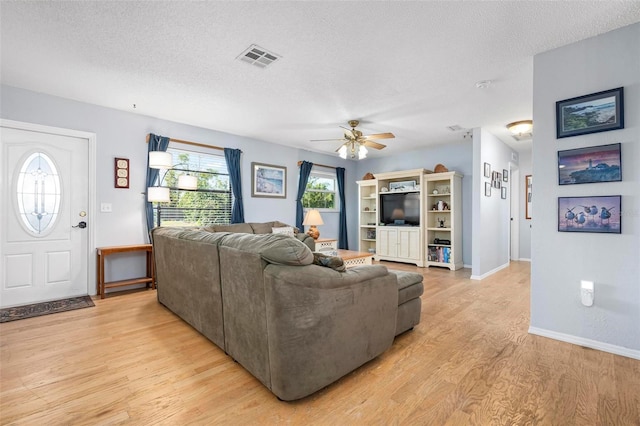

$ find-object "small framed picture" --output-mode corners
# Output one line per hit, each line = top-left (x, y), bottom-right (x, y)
(501, 187), (507, 199)
(525, 175), (532, 219)
(484, 182), (491, 197)
(503, 170), (508, 182)
(558, 195), (621, 234)
(251, 162), (286, 198)
(484, 162), (491, 178)
(114, 157), (129, 188)
(556, 87), (624, 138)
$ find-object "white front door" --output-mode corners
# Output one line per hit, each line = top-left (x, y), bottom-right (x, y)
(1, 122), (91, 307)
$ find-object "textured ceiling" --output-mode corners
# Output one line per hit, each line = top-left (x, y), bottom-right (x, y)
(2, 1), (639, 158)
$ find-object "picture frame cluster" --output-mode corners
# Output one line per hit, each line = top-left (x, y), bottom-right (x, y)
(555, 87), (624, 234)
(482, 162), (508, 200)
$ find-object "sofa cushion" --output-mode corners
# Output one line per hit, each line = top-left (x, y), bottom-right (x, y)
(389, 270), (424, 305)
(220, 233), (314, 266)
(249, 222), (274, 234)
(271, 226), (295, 237)
(205, 223), (254, 234)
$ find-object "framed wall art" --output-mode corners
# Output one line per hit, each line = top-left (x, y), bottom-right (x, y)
(558, 195), (621, 234)
(503, 169), (508, 182)
(525, 175), (532, 219)
(558, 143), (621, 185)
(114, 157), (129, 188)
(501, 186), (507, 199)
(251, 162), (286, 198)
(484, 162), (491, 178)
(484, 182), (491, 197)
(556, 87), (624, 138)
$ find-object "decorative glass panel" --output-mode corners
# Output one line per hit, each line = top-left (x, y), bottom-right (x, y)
(16, 152), (61, 234)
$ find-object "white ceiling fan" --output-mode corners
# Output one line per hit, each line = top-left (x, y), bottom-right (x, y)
(312, 120), (395, 159)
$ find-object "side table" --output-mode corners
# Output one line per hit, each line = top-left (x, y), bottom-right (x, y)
(315, 238), (338, 252)
(96, 244), (155, 299)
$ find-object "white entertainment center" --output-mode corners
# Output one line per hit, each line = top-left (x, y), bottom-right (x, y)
(357, 168), (463, 270)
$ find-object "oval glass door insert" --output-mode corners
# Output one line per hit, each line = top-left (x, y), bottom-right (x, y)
(16, 152), (61, 234)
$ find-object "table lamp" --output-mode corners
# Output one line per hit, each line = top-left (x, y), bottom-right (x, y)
(303, 209), (324, 240)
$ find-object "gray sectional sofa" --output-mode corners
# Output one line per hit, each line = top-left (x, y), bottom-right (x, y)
(151, 225), (423, 401)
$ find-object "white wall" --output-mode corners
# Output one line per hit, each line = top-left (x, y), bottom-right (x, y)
(517, 148), (532, 260)
(531, 23), (639, 357)
(356, 141), (473, 265)
(471, 128), (517, 279)
(0, 85), (359, 285)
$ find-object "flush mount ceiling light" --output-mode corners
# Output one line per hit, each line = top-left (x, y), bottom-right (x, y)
(475, 80), (492, 89)
(507, 120), (533, 135)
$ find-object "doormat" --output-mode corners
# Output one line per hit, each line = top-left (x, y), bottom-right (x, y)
(0, 295), (95, 323)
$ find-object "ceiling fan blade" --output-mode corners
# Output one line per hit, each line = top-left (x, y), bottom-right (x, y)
(363, 140), (387, 150)
(341, 128), (356, 139)
(310, 138), (348, 142)
(363, 132), (395, 140)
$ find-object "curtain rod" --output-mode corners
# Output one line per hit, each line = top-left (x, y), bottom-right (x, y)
(146, 133), (241, 152)
(297, 161), (336, 170)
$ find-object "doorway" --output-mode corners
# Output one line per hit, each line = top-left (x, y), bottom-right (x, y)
(509, 165), (520, 261)
(1, 120), (96, 307)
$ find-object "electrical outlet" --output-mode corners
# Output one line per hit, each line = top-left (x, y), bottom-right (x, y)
(581, 280), (594, 307)
(100, 203), (112, 213)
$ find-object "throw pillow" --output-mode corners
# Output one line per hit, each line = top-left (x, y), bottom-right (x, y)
(312, 252), (346, 272)
(272, 226), (295, 237)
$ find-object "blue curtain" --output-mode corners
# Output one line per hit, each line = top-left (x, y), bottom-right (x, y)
(296, 161), (314, 231)
(224, 148), (245, 223)
(145, 133), (170, 239)
(336, 167), (349, 249)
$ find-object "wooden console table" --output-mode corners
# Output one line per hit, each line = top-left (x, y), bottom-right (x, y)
(96, 244), (155, 299)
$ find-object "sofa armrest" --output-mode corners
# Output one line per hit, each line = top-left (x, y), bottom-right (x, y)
(295, 233), (315, 251)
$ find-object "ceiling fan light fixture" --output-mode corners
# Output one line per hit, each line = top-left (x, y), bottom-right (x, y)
(358, 144), (368, 160)
(338, 145), (348, 159)
(507, 120), (533, 135)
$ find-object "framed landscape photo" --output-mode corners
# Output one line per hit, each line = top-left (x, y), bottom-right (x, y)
(251, 162), (286, 198)
(558, 143), (621, 185)
(558, 195), (621, 234)
(556, 87), (624, 138)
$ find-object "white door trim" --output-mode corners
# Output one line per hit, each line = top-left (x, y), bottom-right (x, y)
(1, 119), (97, 296)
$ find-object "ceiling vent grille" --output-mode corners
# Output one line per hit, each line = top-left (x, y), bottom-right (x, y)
(237, 44), (281, 69)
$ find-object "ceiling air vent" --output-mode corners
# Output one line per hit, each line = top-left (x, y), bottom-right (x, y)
(447, 125), (464, 132)
(237, 44), (281, 69)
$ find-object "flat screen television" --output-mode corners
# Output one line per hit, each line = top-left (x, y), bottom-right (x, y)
(380, 192), (420, 226)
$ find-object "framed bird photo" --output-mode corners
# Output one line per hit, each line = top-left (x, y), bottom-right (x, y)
(558, 195), (621, 234)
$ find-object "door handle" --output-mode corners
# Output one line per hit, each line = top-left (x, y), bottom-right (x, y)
(72, 221), (87, 229)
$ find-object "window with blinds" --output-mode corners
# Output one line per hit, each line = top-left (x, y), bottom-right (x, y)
(154, 146), (232, 227)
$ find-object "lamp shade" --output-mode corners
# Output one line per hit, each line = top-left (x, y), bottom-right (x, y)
(338, 145), (348, 159)
(178, 174), (198, 190)
(147, 186), (170, 202)
(149, 151), (173, 169)
(302, 209), (324, 226)
(358, 144), (368, 159)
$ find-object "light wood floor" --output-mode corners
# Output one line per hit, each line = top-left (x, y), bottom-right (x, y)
(1, 261), (638, 425)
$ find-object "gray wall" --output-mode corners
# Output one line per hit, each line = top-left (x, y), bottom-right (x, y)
(531, 23), (639, 355)
(355, 141), (473, 266)
(471, 128), (517, 278)
(517, 148), (532, 260)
